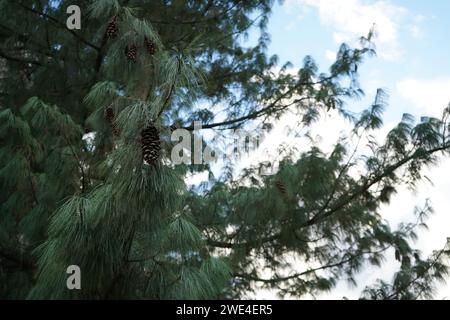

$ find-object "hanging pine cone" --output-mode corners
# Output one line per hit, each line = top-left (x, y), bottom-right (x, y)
(104, 104), (119, 136)
(141, 123), (161, 164)
(125, 44), (138, 62)
(144, 37), (156, 55)
(274, 179), (287, 196)
(105, 104), (114, 122)
(169, 123), (181, 132)
(106, 16), (118, 39)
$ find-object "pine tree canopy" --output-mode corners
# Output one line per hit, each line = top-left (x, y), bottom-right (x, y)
(1, 0), (450, 300)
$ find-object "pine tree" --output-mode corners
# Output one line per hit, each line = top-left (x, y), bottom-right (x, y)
(0, 0), (450, 300)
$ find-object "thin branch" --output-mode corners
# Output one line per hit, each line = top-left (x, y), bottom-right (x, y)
(206, 233), (279, 249)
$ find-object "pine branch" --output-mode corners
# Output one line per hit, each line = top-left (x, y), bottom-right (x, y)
(206, 233), (279, 249)
(0, 49), (43, 66)
(91, 0), (133, 83)
(157, 57), (182, 118)
(0, 23), (64, 63)
(207, 143), (450, 250)
(169, 11), (266, 47)
(312, 127), (367, 220)
(149, 0), (242, 25)
(127, 253), (159, 263)
(181, 76), (337, 131)
(305, 143), (450, 227)
(183, 97), (308, 130)
(0, 245), (35, 271)
(27, 171), (39, 206)
(386, 246), (448, 300)
(93, 33), (108, 83)
(234, 247), (389, 284)
(60, 132), (87, 196)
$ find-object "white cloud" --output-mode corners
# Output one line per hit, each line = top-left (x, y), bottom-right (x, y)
(397, 78), (450, 117)
(287, 0), (422, 61)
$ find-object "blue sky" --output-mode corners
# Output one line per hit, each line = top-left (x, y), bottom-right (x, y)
(239, 0), (450, 299)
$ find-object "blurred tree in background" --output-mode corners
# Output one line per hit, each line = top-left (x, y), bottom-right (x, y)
(0, 0), (449, 299)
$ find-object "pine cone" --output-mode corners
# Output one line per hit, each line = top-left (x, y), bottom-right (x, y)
(125, 44), (138, 62)
(106, 17), (119, 39)
(141, 123), (161, 164)
(274, 179), (287, 195)
(144, 37), (156, 55)
(104, 104), (119, 136)
(105, 105), (114, 122)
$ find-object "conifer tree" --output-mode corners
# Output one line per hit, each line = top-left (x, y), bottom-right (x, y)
(0, 0), (449, 299)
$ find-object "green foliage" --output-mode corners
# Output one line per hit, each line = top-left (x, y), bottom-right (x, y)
(1, 0), (449, 300)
